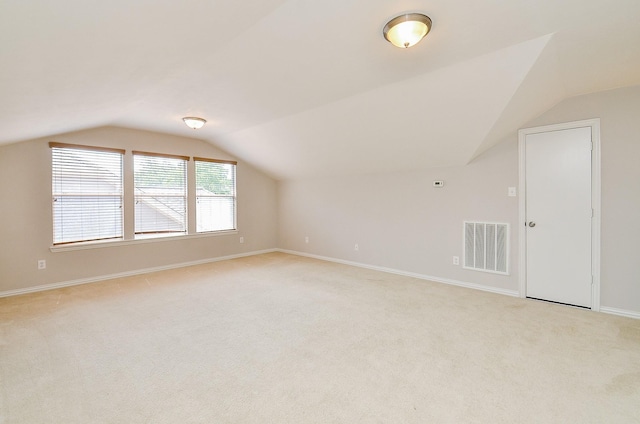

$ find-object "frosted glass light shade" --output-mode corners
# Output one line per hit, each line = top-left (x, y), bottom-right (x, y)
(183, 117), (206, 129)
(383, 13), (432, 48)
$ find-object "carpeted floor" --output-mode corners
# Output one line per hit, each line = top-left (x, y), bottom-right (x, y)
(1, 252), (639, 423)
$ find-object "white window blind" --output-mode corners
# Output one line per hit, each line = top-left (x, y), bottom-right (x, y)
(50, 143), (124, 245)
(133, 152), (188, 236)
(195, 158), (237, 232)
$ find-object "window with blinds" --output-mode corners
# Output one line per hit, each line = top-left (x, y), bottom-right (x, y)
(133, 152), (188, 237)
(195, 158), (237, 232)
(50, 143), (124, 245)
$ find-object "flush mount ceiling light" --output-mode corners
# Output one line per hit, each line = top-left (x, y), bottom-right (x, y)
(383, 13), (432, 48)
(182, 117), (206, 130)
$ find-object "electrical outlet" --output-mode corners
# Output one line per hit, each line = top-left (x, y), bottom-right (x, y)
(354, 244), (359, 251)
(239, 236), (244, 244)
(305, 236), (309, 244)
(453, 256), (459, 265)
(508, 187), (517, 197)
(38, 259), (46, 270)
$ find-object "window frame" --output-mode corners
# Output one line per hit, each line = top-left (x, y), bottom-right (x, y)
(194, 157), (238, 234)
(50, 142), (125, 246)
(49, 143), (238, 251)
(132, 151), (190, 239)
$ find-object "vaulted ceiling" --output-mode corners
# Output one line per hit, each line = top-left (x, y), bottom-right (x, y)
(1, 0), (639, 180)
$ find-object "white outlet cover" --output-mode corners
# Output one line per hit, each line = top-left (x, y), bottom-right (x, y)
(508, 187), (517, 197)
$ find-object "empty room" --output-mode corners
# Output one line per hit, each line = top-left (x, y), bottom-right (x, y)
(1, 1), (639, 422)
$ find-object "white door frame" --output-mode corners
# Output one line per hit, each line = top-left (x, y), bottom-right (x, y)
(518, 119), (601, 311)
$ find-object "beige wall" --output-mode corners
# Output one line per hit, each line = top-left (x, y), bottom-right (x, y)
(278, 138), (520, 293)
(278, 85), (640, 314)
(0, 126), (278, 292)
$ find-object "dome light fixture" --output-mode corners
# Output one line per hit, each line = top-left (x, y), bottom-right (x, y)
(183, 117), (206, 130)
(383, 13), (432, 49)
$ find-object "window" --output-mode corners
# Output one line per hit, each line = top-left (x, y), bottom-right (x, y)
(133, 152), (188, 237)
(195, 158), (237, 232)
(50, 143), (237, 247)
(50, 143), (124, 245)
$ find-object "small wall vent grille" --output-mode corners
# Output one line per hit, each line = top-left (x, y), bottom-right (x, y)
(463, 222), (509, 275)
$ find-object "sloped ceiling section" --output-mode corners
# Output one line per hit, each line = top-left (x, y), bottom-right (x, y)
(469, 35), (565, 162)
(1, 0), (640, 180)
(221, 35), (554, 179)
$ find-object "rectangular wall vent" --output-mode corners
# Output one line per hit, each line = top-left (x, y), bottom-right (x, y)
(464, 222), (509, 275)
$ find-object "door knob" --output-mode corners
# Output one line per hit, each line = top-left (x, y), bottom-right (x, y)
(528, 221), (536, 227)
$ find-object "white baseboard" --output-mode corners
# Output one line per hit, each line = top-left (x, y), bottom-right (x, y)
(0, 249), (278, 298)
(7, 248), (637, 320)
(600, 306), (640, 320)
(277, 249), (520, 298)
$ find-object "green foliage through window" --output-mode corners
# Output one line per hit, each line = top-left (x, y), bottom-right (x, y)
(196, 162), (234, 195)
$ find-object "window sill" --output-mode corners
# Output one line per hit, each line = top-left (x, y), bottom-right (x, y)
(50, 230), (238, 252)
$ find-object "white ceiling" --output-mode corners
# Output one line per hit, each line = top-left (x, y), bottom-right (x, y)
(1, 0), (639, 180)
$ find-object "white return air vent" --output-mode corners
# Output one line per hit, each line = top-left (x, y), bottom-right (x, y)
(464, 222), (509, 275)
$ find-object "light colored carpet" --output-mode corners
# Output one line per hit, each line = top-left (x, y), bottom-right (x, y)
(1, 252), (639, 423)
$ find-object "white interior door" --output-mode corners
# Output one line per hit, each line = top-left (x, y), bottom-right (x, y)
(524, 126), (592, 307)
